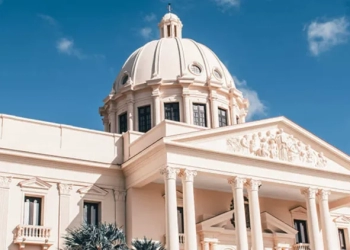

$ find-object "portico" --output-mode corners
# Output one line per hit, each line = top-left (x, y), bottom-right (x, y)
(122, 117), (350, 250)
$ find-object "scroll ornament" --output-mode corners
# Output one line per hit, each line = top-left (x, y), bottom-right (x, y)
(226, 128), (327, 167)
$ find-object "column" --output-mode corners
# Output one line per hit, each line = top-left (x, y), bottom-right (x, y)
(182, 94), (190, 123)
(0, 176), (11, 249)
(318, 189), (336, 250)
(161, 167), (180, 250)
(127, 93), (134, 131)
(246, 179), (264, 250)
(152, 87), (161, 126)
(231, 104), (238, 125)
(180, 169), (198, 250)
(210, 241), (218, 250)
(302, 188), (321, 250)
(114, 190), (126, 228)
(201, 241), (210, 250)
(228, 177), (248, 250)
(58, 183), (72, 249)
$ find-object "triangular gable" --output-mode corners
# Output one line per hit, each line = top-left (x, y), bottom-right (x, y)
(78, 185), (108, 196)
(163, 190), (183, 206)
(197, 210), (233, 229)
(19, 177), (51, 190)
(334, 215), (350, 224)
(290, 206), (307, 215)
(261, 212), (298, 235)
(164, 117), (350, 171)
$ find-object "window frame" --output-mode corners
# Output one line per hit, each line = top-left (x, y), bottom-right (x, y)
(23, 195), (43, 226)
(138, 105), (152, 133)
(294, 219), (309, 244)
(83, 201), (101, 226)
(192, 103), (207, 127)
(218, 108), (228, 127)
(118, 112), (128, 134)
(164, 102), (180, 122)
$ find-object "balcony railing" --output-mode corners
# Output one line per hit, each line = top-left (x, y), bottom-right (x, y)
(164, 233), (185, 246)
(14, 225), (53, 247)
(293, 243), (310, 250)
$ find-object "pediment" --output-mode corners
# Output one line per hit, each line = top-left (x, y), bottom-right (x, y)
(290, 206), (307, 215)
(77, 185), (108, 196)
(197, 210), (297, 236)
(19, 177), (51, 190)
(334, 215), (350, 224)
(167, 117), (350, 172)
(162, 191), (183, 206)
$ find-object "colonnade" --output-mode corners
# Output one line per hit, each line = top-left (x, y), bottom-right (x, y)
(161, 166), (338, 250)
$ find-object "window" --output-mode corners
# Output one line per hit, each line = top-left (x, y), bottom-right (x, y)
(294, 220), (309, 243)
(213, 69), (222, 79)
(193, 103), (207, 127)
(230, 196), (250, 229)
(339, 228), (346, 250)
(119, 112), (127, 133)
(84, 202), (100, 226)
(167, 25), (171, 37)
(138, 105), (151, 132)
(164, 102), (180, 122)
(236, 116), (240, 124)
(174, 27), (177, 37)
(121, 75), (129, 85)
(190, 64), (201, 75)
(177, 207), (184, 234)
(218, 108), (228, 127)
(108, 123), (111, 132)
(23, 196), (42, 226)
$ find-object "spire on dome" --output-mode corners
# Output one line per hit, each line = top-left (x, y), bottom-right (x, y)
(158, 4), (183, 38)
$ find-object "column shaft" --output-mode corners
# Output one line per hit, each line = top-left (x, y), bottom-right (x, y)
(246, 179), (264, 250)
(0, 176), (11, 249)
(127, 102), (134, 131)
(161, 167), (180, 250)
(229, 177), (248, 250)
(153, 95), (161, 126)
(302, 188), (321, 250)
(182, 94), (190, 123)
(180, 169), (197, 250)
(110, 112), (116, 133)
(318, 190), (336, 250)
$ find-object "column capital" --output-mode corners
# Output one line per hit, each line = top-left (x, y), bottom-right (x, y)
(0, 176), (12, 189)
(179, 169), (197, 182)
(114, 190), (126, 201)
(245, 179), (261, 191)
(160, 166), (179, 180)
(318, 189), (331, 201)
(58, 183), (72, 196)
(301, 187), (318, 199)
(228, 176), (246, 189)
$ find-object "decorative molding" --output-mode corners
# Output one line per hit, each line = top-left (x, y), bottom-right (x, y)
(334, 215), (350, 225)
(301, 188), (318, 199)
(77, 185), (108, 197)
(179, 169), (197, 182)
(318, 189), (331, 201)
(58, 183), (72, 196)
(0, 176), (12, 189)
(228, 177), (246, 189)
(19, 177), (51, 190)
(114, 190), (126, 201)
(246, 179), (261, 192)
(290, 206), (307, 215)
(160, 166), (179, 180)
(226, 128), (327, 167)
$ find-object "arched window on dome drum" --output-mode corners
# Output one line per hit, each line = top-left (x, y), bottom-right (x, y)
(193, 103), (207, 127)
(118, 113), (127, 134)
(218, 108), (227, 127)
(164, 102), (180, 122)
(174, 27), (177, 37)
(167, 25), (171, 37)
(138, 105), (151, 133)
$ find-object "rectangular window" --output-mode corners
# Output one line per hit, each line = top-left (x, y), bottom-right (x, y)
(164, 102), (180, 122)
(177, 207), (184, 234)
(119, 112), (127, 133)
(138, 105), (151, 132)
(236, 116), (240, 124)
(23, 196), (42, 226)
(218, 108), (228, 127)
(339, 228), (346, 250)
(167, 25), (171, 37)
(84, 202), (100, 226)
(294, 220), (309, 243)
(193, 103), (207, 127)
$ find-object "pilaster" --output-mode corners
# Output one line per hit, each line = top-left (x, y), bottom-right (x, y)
(58, 183), (72, 249)
(0, 176), (11, 249)
(114, 190), (126, 227)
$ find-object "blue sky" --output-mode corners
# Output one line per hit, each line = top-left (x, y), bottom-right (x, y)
(0, 0), (349, 154)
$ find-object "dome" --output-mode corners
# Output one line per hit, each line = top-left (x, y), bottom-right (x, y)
(161, 13), (180, 21)
(113, 38), (236, 92)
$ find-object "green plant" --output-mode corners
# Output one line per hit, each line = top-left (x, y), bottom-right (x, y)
(64, 223), (127, 250)
(131, 237), (165, 250)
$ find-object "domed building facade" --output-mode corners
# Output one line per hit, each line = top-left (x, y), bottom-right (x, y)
(99, 13), (248, 133)
(0, 10), (349, 250)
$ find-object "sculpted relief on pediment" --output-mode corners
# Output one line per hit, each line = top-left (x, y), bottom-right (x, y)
(226, 128), (327, 167)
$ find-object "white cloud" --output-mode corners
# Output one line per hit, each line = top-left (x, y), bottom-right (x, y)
(56, 38), (85, 59)
(38, 14), (57, 26)
(214, 0), (240, 10)
(233, 76), (267, 121)
(306, 17), (349, 56)
(139, 27), (153, 40)
(144, 13), (156, 22)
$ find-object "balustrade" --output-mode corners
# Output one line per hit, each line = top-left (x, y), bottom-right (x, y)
(14, 225), (53, 248)
(293, 243), (310, 250)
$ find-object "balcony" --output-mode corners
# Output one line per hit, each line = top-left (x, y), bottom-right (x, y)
(293, 243), (310, 250)
(14, 225), (54, 249)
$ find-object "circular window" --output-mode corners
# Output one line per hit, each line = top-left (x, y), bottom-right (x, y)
(121, 74), (129, 85)
(190, 64), (202, 75)
(213, 70), (222, 79)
